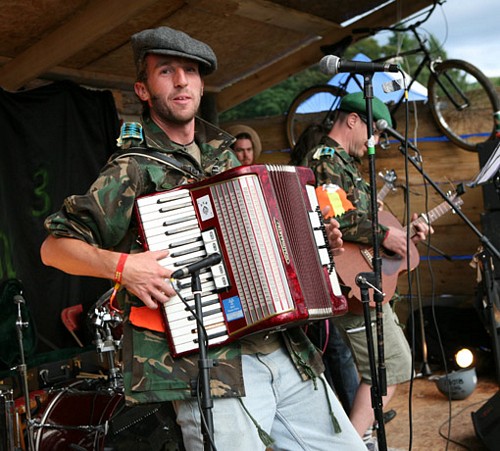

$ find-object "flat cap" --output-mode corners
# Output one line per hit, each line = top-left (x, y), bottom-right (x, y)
(131, 26), (217, 75)
(339, 92), (393, 127)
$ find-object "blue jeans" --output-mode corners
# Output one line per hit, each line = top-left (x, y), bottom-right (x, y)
(174, 345), (365, 450)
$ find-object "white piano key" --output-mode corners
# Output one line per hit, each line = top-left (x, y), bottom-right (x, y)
(177, 281), (217, 299)
(139, 205), (197, 226)
(172, 271), (214, 289)
(167, 308), (223, 326)
(137, 189), (191, 207)
(143, 218), (199, 238)
(160, 250), (209, 270)
(163, 240), (205, 258)
(172, 330), (229, 355)
(165, 294), (220, 316)
(313, 229), (326, 246)
(168, 311), (224, 337)
(146, 229), (202, 250)
(318, 248), (331, 266)
(308, 211), (321, 229)
(164, 293), (219, 315)
(171, 322), (228, 346)
(329, 267), (343, 296)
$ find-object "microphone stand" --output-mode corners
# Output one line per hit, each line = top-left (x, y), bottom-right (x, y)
(190, 270), (216, 451)
(389, 138), (500, 383)
(390, 141), (500, 262)
(356, 72), (388, 451)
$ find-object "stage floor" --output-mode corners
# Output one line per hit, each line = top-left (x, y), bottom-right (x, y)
(383, 370), (498, 450)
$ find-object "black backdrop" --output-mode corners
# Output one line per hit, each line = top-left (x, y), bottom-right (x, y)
(0, 81), (120, 364)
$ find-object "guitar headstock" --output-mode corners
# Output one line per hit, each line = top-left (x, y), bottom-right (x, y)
(445, 187), (465, 212)
(378, 169), (397, 189)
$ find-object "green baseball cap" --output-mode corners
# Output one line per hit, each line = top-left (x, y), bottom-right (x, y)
(339, 92), (393, 127)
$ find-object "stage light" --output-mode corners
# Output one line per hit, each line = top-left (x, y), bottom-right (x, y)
(455, 348), (474, 369)
(434, 367), (477, 400)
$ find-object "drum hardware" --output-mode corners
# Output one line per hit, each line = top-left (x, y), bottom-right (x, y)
(0, 384), (19, 450)
(88, 289), (123, 389)
(13, 293), (35, 451)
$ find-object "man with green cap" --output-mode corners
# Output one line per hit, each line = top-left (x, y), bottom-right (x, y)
(302, 92), (431, 448)
(40, 26), (365, 450)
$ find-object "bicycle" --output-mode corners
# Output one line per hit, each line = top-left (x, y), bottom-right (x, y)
(285, 0), (500, 152)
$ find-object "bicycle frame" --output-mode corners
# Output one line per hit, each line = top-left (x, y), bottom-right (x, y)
(370, 25), (470, 115)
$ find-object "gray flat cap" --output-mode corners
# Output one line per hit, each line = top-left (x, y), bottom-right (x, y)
(131, 26), (217, 75)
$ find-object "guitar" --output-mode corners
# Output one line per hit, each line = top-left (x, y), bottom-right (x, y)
(334, 192), (464, 315)
(377, 169), (397, 203)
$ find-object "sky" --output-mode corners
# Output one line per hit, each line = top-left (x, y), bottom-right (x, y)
(374, 0), (500, 78)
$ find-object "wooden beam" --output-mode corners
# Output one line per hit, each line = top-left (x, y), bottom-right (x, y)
(233, 0), (340, 35)
(0, 55), (221, 93)
(0, 0), (160, 91)
(216, 0), (435, 112)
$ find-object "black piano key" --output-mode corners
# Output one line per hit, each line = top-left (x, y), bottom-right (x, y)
(170, 243), (205, 258)
(187, 307), (222, 322)
(194, 330), (228, 344)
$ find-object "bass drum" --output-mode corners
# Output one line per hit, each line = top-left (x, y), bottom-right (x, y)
(33, 379), (184, 451)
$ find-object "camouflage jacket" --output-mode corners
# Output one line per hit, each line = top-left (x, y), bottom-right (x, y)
(302, 135), (388, 245)
(44, 113), (325, 404)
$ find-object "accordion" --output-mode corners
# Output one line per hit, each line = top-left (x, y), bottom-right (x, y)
(135, 164), (346, 356)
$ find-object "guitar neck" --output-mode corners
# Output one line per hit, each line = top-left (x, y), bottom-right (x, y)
(408, 198), (460, 237)
(377, 184), (391, 202)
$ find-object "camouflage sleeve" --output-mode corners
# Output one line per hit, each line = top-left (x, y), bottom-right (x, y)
(218, 147), (241, 170)
(311, 157), (388, 245)
(44, 156), (146, 249)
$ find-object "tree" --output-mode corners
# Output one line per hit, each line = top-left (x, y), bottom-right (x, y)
(220, 31), (476, 122)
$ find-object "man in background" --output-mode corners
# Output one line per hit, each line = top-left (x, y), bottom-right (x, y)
(226, 124), (262, 165)
(302, 92), (432, 449)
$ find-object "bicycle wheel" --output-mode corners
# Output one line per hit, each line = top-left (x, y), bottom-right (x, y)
(428, 59), (500, 152)
(286, 84), (347, 149)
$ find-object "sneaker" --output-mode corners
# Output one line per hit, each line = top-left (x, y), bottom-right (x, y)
(364, 436), (378, 451)
(362, 426), (373, 442)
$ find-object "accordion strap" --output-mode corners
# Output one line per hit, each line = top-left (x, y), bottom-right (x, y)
(112, 147), (202, 178)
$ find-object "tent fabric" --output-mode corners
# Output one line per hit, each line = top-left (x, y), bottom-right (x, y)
(0, 81), (120, 357)
(328, 53), (428, 103)
(297, 53), (428, 114)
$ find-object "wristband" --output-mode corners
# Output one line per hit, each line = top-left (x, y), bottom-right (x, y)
(110, 253), (128, 311)
(114, 253), (128, 285)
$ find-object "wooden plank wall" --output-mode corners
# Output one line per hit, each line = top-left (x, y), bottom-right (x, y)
(221, 102), (490, 313)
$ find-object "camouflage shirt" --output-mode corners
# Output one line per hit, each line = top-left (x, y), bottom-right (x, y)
(44, 113), (325, 404)
(302, 135), (388, 245)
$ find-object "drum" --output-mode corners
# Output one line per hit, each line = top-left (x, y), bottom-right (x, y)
(33, 380), (122, 450)
(33, 379), (184, 451)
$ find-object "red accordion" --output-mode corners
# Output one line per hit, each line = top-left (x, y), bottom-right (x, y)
(135, 164), (346, 356)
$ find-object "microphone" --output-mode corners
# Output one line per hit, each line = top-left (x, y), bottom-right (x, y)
(319, 55), (400, 75)
(376, 119), (421, 154)
(171, 253), (222, 279)
(13, 294), (25, 304)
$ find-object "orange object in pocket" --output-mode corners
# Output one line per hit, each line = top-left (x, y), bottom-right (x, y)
(315, 184), (355, 218)
(129, 305), (166, 332)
